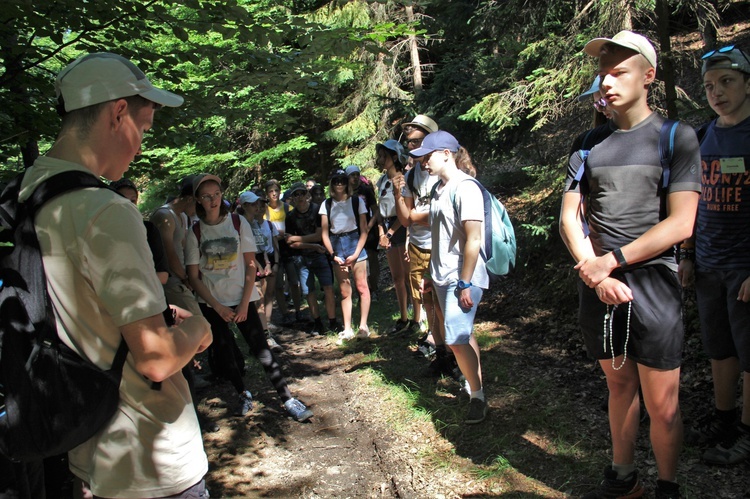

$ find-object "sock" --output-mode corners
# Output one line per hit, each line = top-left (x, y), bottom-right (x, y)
(611, 462), (635, 480)
(656, 479), (679, 494)
(716, 407), (737, 423)
(470, 388), (485, 401)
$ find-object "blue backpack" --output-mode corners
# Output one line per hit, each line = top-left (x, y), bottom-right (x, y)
(568, 119), (680, 236)
(431, 178), (516, 277)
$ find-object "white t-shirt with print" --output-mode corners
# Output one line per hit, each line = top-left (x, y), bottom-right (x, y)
(185, 214), (260, 305)
(429, 171), (489, 289)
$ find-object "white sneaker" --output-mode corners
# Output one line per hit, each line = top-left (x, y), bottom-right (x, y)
(336, 328), (355, 345)
(357, 325), (370, 338)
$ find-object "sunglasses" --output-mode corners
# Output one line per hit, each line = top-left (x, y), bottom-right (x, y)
(332, 178), (347, 185)
(593, 97), (607, 112)
(292, 191), (307, 197)
(404, 138), (423, 146)
(702, 45), (750, 65)
(380, 181), (391, 197)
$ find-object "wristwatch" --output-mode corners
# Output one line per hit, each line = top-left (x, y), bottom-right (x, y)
(457, 280), (472, 290)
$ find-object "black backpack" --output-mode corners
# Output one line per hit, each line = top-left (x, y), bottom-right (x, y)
(324, 195), (361, 233)
(0, 170), (129, 462)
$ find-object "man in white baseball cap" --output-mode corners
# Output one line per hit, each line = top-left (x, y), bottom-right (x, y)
(18, 52), (212, 498)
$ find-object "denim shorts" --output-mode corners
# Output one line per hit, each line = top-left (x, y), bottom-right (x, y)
(330, 230), (367, 263)
(292, 253), (334, 295)
(434, 282), (483, 345)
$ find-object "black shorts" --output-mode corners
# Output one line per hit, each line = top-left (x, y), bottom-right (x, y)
(384, 216), (407, 247)
(695, 268), (750, 371)
(578, 264), (684, 370)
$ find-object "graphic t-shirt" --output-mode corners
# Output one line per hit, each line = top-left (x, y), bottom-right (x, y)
(185, 214), (260, 305)
(695, 116), (750, 270)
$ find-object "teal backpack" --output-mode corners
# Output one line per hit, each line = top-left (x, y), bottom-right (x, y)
(431, 177), (516, 276)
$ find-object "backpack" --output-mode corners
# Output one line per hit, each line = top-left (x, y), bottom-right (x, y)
(0, 170), (129, 462)
(324, 195), (362, 233)
(431, 177), (517, 277)
(568, 119), (680, 236)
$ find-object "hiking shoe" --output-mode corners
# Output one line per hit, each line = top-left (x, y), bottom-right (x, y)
(702, 423), (750, 465)
(308, 319), (324, 336)
(582, 466), (644, 499)
(284, 398), (313, 422)
(236, 390), (253, 416)
(357, 325), (370, 339)
(265, 331), (283, 352)
(465, 398), (488, 424)
(386, 318), (410, 335)
(685, 412), (736, 447)
(328, 319), (344, 334)
(655, 480), (681, 499)
(403, 319), (421, 335)
(336, 329), (355, 345)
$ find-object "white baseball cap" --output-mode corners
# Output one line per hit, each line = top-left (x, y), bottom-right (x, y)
(584, 30), (657, 68)
(56, 53), (184, 112)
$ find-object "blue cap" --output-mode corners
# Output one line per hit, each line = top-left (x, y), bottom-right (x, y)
(344, 165), (361, 175)
(577, 76), (601, 102)
(409, 131), (459, 157)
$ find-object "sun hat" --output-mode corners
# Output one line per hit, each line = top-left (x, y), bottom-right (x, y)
(376, 139), (410, 167)
(192, 174), (222, 196)
(578, 76), (602, 102)
(702, 46), (750, 76)
(584, 30), (657, 68)
(403, 114), (439, 134)
(409, 131), (460, 157)
(55, 53), (184, 112)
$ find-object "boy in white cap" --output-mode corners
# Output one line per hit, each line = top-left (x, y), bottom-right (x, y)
(678, 45), (750, 466)
(16, 53), (213, 498)
(560, 32), (701, 498)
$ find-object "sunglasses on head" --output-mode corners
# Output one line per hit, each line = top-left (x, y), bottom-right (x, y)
(380, 181), (391, 198)
(702, 45), (750, 65)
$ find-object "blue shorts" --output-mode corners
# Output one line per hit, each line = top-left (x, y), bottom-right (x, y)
(330, 230), (367, 263)
(292, 253), (334, 295)
(434, 282), (483, 345)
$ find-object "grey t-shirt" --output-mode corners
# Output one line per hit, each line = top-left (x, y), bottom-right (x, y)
(565, 112), (701, 270)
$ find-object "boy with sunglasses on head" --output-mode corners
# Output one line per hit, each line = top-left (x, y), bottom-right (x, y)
(678, 45), (750, 466)
(559, 31), (701, 498)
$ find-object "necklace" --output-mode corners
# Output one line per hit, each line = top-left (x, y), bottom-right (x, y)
(603, 301), (632, 370)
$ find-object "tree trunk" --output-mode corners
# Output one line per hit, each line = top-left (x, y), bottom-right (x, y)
(405, 6), (422, 93)
(655, 0), (677, 119)
(701, 0), (718, 51)
(1, 32), (39, 168)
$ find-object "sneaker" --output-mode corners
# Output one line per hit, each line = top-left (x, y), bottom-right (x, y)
(236, 390), (253, 416)
(465, 398), (488, 424)
(308, 319), (324, 336)
(582, 466), (644, 499)
(328, 319), (343, 334)
(284, 398), (313, 422)
(336, 329), (355, 345)
(655, 479), (681, 499)
(404, 319), (421, 335)
(265, 330), (283, 352)
(267, 323), (282, 333)
(685, 411), (736, 447)
(386, 318), (410, 335)
(702, 423), (750, 465)
(357, 325), (370, 339)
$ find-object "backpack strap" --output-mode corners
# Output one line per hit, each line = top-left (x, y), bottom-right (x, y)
(695, 119), (715, 145)
(231, 212), (241, 233)
(406, 167), (417, 197)
(191, 219), (201, 245)
(351, 195), (360, 232)
(658, 119), (679, 189)
(447, 178), (492, 262)
(27, 171), (108, 216)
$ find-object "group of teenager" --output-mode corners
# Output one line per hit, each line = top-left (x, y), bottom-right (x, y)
(560, 31), (750, 498)
(4, 25), (749, 499)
